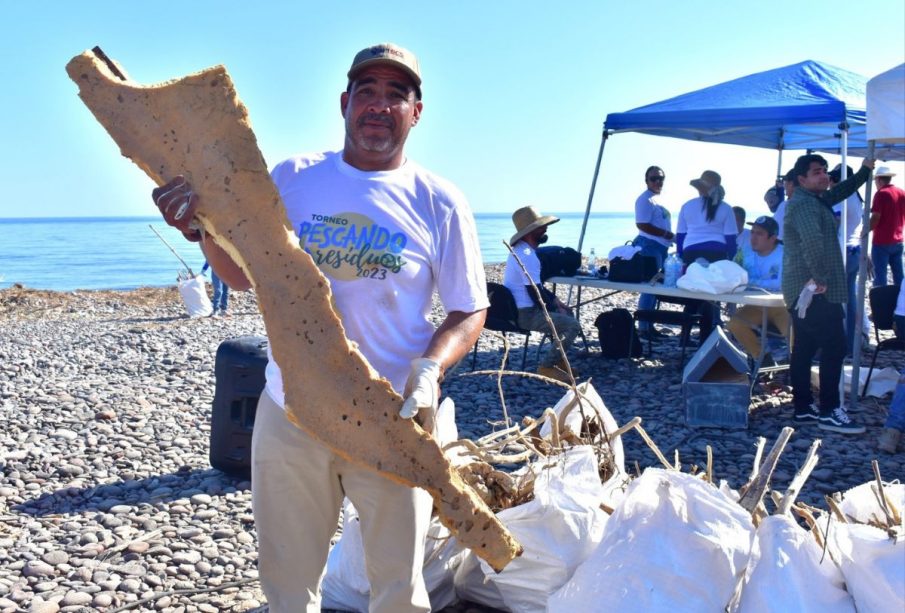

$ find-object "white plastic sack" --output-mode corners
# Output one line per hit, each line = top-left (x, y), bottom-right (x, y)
(455, 446), (609, 612)
(177, 274), (213, 317)
(549, 468), (754, 612)
(677, 260), (748, 294)
(838, 481), (905, 524)
(810, 365), (900, 398)
(539, 381), (626, 480)
(321, 499), (466, 612)
(731, 515), (854, 612)
(828, 522), (904, 612)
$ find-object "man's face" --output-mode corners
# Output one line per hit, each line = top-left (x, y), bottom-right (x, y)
(764, 190), (779, 211)
(341, 65), (422, 170)
(797, 162), (829, 193)
(645, 170), (665, 195)
(750, 225), (777, 255)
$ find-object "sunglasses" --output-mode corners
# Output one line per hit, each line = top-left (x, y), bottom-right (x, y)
(647, 176), (665, 183)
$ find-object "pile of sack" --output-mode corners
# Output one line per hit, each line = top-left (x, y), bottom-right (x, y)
(321, 383), (904, 612)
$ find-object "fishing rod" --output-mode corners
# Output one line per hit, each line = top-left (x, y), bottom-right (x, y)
(149, 224), (195, 277)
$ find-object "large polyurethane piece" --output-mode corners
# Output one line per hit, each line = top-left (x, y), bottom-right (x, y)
(66, 49), (521, 571)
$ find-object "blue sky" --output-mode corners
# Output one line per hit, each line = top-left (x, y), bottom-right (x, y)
(1, 0), (903, 222)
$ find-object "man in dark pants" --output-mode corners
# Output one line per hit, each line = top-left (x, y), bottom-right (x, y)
(783, 154), (874, 433)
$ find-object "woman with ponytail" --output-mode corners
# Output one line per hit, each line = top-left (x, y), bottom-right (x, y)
(675, 170), (738, 341)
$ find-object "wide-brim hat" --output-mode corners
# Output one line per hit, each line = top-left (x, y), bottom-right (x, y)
(690, 170), (722, 191)
(875, 166), (897, 178)
(510, 206), (559, 245)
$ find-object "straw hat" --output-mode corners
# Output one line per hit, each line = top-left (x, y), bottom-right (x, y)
(510, 206), (559, 245)
(875, 166), (897, 178)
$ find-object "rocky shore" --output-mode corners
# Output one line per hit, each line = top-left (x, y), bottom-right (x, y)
(1, 265), (902, 612)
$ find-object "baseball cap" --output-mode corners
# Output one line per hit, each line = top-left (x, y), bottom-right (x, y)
(747, 215), (779, 237)
(347, 43), (422, 98)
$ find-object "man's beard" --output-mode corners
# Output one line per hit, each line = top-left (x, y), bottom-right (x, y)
(351, 113), (396, 153)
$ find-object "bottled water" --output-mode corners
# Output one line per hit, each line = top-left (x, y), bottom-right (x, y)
(587, 248), (598, 276)
(664, 253), (681, 287)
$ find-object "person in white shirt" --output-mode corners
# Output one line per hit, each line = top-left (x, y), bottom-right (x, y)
(727, 215), (789, 359)
(631, 166), (674, 337)
(828, 164), (866, 355)
(151, 43), (488, 613)
(733, 205), (750, 257)
(503, 206), (581, 383)
(676, 170), (737, 339)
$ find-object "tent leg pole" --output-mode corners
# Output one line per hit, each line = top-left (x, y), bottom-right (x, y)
(849, 141), (875, 410)
(576, 130), (608, 255)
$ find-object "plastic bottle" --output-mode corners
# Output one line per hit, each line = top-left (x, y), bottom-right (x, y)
(664, 253), (681, 287)
(587, 248), (598, 276)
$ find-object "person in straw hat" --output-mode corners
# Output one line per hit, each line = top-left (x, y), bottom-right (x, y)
(503, 205), (582, 383)
(868, 165), (905, 287)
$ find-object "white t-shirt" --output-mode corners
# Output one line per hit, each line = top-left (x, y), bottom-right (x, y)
(634, 189), (672, 247)
(833, 193), (863, 248)
(676, 198), (737, 249)
(264, 151), (488, 404)
(774, 200), (787, 239)
(503, 241), (541, 309)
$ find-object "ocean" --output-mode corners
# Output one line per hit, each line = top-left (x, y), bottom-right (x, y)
(0, 212), (637, 291)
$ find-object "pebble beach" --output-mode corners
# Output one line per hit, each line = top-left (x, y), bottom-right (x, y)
(1, 263), (903, 612)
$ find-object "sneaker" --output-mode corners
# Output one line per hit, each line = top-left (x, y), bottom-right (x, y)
(818, 407), (866, 434)
(793, 404), (820, 424)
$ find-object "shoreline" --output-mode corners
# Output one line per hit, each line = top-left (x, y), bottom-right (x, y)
(1, 263), (902, 610)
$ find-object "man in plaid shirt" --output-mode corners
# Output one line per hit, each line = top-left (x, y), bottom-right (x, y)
(783, 153), (874, 433)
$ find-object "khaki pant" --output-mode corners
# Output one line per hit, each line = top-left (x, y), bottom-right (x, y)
(251, 391), (432, 613)
(726, 305), (790, 358)
(517, 307), (582, 367)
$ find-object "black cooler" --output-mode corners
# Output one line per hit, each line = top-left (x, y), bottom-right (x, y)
(210, 335), (268, 475)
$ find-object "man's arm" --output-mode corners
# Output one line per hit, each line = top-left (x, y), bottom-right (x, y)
(200, 235), (252, 290)
(420, 309), (488, 377)
(821, 163), (872, 205)
(636, 222), (674, 240)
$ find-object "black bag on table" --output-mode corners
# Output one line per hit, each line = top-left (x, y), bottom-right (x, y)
(607, 252), (659, 283)
(536, 246), (582, 281)
(594, 308), (643, 358)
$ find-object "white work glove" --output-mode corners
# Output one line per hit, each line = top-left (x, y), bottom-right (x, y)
(797, 281), (817, 319)
(400, 358), (442, 420)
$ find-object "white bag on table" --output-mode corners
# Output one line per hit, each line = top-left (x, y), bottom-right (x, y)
(549, 468), (754, 612)
(677, 260), (748, 294)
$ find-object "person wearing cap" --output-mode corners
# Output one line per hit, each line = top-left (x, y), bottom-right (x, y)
(631, 166), (674, 338)
(783, 153), (874, 435)
(151, 43), (488, 612)
(828, 164), (867, 354)
(675, 170), (737, 340)
(728, 215), (789, 360)
(503, 206), (582, 383)
(868, 166), (905, 287)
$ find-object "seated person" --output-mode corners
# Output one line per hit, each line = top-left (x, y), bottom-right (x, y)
(879, 282), (905, 453)
(504, 206), (582, 383)
(727, 215), (789, 360)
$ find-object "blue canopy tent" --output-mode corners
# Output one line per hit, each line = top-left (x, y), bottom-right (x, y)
(579, 59), (905, 407)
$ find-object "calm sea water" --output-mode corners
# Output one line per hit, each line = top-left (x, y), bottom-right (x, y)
(0, 213), (637, 291)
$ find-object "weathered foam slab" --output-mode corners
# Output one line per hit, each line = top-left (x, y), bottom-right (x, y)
(66, 49), (522, 571)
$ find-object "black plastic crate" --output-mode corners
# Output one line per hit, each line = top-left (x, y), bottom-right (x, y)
(210, 335), (268, 475)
